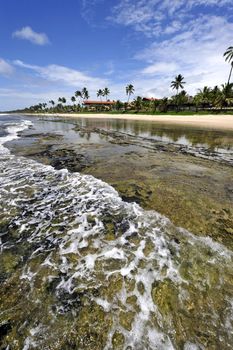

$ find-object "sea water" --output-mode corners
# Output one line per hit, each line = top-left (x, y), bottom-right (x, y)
(0, 116), (233, 349)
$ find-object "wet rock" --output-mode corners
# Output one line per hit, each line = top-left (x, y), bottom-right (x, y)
(137, 281), (145, 295)
(112, 331), (125, 349)
(0, 320), (12, 340)
(119, 311), (135, 331)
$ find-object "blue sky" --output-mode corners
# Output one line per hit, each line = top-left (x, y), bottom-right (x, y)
(0, 0), (233, 110)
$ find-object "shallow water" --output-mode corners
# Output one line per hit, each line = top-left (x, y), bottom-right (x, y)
(39, 116), (233, 150)
(21, 115), (233, 150)
(0, 115), (233, 349)
(16, 115), (233, 166)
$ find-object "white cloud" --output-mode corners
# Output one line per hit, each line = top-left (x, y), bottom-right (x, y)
(13, 60), (108, 89)
(1, 59), (118, 109)
(0, 87), (78, 111)
(142, 62), (178, 75)
(134, 15), (233, 97)
(109, 0), (233, 37)
(0, 58), (14, 76)
(12, 26), (49, 45)
(81, 0), (105, 25)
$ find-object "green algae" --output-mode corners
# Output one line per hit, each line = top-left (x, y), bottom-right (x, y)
(8, 121), (233, 250)
(152, 279), (179, 317)
(1, 116), (233, 350)
(0, 251), (20, 275)
(119, 311), (135, 331)
(74, 302), (112, 350)
(112, 330), (125, 349)
(113, 178), (233, 250)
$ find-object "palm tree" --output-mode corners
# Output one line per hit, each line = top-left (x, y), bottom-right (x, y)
(126, 84), (135, 103)
(115, 100), (124, 111)
(158, 98), (168, 113)
(221, 83), (233, 97)
(211, 85), (220, 98)
(71, 96), (76, 104)
(49, 100), (55, 107)
(171, 74), (186, 111)
(82, 87), (89, 100)
(224, 47), (233, 85)
(75, 90), (82, 104)
(97, 89), (103, 101)
(215, 83), (233, 109)
(134, 96), (142, 112)
(103, 87), (110, 101)
(58, 97), (66, 109)
(170, 74), (186, 95)
(196, 86), (212, 105)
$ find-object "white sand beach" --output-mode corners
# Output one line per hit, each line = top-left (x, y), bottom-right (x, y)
(25, 113), (233, 130)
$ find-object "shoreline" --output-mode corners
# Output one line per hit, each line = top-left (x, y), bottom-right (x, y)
(7, 117), (233, 249)
(22, 112), (233, 131)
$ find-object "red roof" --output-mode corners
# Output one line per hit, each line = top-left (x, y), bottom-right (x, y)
(84, 100), (115, 105)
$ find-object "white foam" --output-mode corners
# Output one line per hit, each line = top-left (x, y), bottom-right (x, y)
(0, 119), (32, 153)
(1, 118), (233, 349)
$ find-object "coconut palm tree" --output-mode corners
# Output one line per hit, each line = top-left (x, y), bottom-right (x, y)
(103, 87), (110, 101)
(71, 96), (76, 104)
(126, 84), (135, 103)
(170, 74), (186, 95)
(196, 86), (212, 105)
(97, 89), (103, 101)
(215, 83), (233, 109)
(171, 75), (186, 111)
(224, 47), (233, 85)
(75, 90), (82, 104)
(134, 96), (142, 112)
(49, 100), (55, 107)
(58, 97), (66, 110)
(211, 85), (220, 101)
(82, 87), (89, 100)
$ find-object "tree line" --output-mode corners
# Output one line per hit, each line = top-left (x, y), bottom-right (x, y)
(22, 47), (233, 114)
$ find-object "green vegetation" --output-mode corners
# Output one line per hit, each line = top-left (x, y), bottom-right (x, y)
(224, 46), (233, 85)
(126, 83), (135, 103)
(11, 47), (233, 114)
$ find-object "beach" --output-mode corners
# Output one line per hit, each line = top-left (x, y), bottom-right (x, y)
(7, 114), (233, 245)
(1, 113), (233, 349)
(25, 112), (233, 130)
(2, 0), (233, 347)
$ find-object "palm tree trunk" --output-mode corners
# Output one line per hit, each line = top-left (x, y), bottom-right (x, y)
(227, 65), (233, 85)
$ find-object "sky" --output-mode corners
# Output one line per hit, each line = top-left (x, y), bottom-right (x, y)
(0, 0), (233, 110)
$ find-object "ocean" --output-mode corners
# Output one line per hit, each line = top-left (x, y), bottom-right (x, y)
(0, 115), (233, 349)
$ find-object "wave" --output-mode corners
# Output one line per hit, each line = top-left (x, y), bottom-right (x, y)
(0, 120), (233, 350)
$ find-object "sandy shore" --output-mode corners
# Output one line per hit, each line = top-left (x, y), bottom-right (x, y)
(23, 113), (233, 130)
